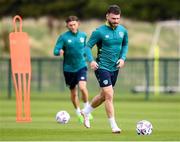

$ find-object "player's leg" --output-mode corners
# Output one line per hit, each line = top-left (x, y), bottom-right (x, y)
(83, 85), (120, 132)
(95, 69), (120, 133)
(70, 86), (80, 112)
(81, 69), (107, 128)
(91, 92), (105, 108)
(81, 69), (121, 132)
(102, 85), (114, 118)
(79, 81), (88, 106)
(81, 90), (105, 128)
(70, 86), (84, 123)
(108, 70), (121, 133)
(102, 85), (121, 133)
(91, 69), (112, 109)
(64, 71), (82, 122)
(77, 67), (93, 120)
(77, 67), (89, 105)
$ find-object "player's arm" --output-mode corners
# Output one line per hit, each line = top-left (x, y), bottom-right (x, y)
(117, 30), (128, 68)
(85, 30), (101, 70)
(85, 47), (98, 70)
(53, 35), (64, 56)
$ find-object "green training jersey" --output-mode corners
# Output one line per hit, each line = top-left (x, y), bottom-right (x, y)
(86, 24), (128, 71)
(54, 30), (87, 72)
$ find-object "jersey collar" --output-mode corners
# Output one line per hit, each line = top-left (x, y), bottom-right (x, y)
(69, 30), (79, 36)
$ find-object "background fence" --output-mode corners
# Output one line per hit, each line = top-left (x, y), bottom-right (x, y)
(0, 58), (180, 99)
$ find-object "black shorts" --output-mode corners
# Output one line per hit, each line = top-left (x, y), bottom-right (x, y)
(95, 69), (119, 87)
(64, 67), (87, 89)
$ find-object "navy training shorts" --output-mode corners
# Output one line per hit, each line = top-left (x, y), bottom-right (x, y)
(95, 69), (119, 87)
(64, 67), (87, 89)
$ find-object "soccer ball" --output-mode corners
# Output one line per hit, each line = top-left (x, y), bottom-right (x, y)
(56, 110), (70, 124)
(136, 120), (153, 135)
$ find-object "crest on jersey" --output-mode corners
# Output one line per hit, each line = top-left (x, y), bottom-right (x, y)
(68, 39), (72, 43)
(105, 35), (109, 38)
(119, 32), (124, 38)
(80, 37), (84, 43)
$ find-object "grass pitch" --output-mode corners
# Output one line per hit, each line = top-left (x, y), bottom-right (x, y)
(0, 92), (180, 141)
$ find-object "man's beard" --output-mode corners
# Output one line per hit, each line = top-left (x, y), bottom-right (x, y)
(108, 21), (118, 28)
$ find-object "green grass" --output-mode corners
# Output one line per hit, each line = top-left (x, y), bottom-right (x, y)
(0, 92), (180, 141)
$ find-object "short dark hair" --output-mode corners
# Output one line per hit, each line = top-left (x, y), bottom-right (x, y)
(106, 5), (121, 15)
(65, 16), (79, 23)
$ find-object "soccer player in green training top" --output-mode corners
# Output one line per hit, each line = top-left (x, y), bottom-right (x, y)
(53, 16), (92, 123)
(81, 5), (128, 133)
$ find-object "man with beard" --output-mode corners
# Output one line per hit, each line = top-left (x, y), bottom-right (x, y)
(81, 5), (128, 133)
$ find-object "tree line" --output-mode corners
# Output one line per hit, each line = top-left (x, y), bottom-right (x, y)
(0, 0), (180, 22)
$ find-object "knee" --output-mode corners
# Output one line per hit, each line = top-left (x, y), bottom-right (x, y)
(79, 84), (86, 92)
(103, 88), (114, 101)
(105, 93), (113, 101)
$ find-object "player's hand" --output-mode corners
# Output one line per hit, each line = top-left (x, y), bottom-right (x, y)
(90, 61), (99, 70)
(60, 49), (64, 56)
(116, 59), (125, 68)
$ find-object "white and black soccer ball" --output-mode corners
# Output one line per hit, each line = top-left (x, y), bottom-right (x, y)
(136, 120), (153, 135)
(56, 110), (70, 124)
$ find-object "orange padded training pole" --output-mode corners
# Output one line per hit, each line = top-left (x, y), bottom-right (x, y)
(9, 15), (32, 122)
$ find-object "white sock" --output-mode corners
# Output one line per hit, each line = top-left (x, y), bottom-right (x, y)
(83, 102), (89, 108)
(75, 107), (81, 116)
(109, 117), (118, 129)
(82, 104), (93, 115)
